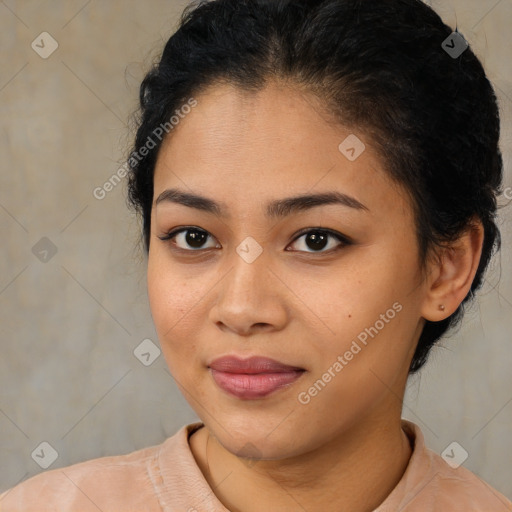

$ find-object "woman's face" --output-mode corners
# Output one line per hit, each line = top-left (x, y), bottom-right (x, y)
(148, 81), (428, 459)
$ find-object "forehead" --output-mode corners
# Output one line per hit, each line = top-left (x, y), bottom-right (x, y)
(153, 82), (410, 221)
(165, 82), (342, 149)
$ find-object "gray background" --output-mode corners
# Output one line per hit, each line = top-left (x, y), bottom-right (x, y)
(1, 0), (511, 500)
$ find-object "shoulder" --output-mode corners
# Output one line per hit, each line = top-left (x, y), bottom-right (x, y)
(381, 421), (512, 511)
(426, 454), (512, 510)
(0, 443), (162, 512)
(0, 423), (203, 512)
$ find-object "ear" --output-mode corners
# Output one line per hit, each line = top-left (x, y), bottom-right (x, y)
(421, 219), (484, 321)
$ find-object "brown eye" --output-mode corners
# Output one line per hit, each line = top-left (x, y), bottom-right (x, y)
(158, 227), (219, 251)
(288, 229), (350, 253)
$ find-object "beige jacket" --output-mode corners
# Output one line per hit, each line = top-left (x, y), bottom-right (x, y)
(1, 420), (511, 511)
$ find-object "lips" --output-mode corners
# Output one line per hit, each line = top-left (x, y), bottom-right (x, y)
(208, 356), (305, 399)
(209, 356), (304, 374)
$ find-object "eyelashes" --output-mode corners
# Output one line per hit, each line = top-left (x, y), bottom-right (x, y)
(157, 226), (352, 255)
(288, 228), (352, 253)
(158, 227), (220, 251)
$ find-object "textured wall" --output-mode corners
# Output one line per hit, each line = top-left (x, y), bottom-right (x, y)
(1, 0), (511, 500)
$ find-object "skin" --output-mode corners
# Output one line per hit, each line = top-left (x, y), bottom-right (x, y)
(147, 81), (483, 512)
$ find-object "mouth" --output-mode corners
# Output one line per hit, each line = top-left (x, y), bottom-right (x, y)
(208, 356), (306, 400)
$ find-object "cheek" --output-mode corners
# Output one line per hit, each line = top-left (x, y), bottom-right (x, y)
(295, 252), (420, 376)
(288, 254), (407, 335)
(147, 253), (202, 358)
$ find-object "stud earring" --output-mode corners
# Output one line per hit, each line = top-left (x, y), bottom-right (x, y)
(439, 304), (445, 311)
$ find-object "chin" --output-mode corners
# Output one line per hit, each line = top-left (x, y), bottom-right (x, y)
(206, 415), (313, 461)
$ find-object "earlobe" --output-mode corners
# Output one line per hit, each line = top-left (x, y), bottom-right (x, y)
(421, 220), (484, 322)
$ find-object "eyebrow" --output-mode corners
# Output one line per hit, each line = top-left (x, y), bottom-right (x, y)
(154, 188), (369, 218)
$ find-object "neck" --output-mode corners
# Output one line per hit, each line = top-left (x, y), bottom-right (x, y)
(191, 408), (413, 512)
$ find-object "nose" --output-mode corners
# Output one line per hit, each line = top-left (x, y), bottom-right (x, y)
(208, 243), (288, 337)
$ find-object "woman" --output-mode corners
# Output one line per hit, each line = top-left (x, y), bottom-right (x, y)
(1, 0), (511, 510)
